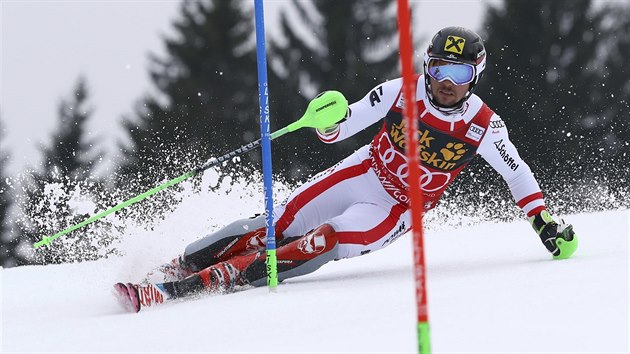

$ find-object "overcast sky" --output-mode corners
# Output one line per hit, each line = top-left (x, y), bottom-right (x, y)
(1, 0), (490, 177)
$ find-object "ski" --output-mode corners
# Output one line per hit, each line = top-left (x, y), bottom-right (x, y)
(113, 282), (169, 313)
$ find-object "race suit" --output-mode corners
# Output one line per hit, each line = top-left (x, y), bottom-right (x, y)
(178, 75), (547, 289)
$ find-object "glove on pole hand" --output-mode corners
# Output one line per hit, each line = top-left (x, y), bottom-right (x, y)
(529, 210), (578, 259)
(285, 90), (348, 133)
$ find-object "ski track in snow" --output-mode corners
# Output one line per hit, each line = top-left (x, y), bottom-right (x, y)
(2, 204), (628, 353)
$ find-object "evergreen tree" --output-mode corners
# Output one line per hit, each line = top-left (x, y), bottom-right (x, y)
(40, 78), (100, 181)
(19, 77), (103, 264)
(448, 0), (630, 215)
(0, 118), (19, 266)
(119, 0), (260, 196)
(269, 0), (401, 178)
(592, 3), (630, 203)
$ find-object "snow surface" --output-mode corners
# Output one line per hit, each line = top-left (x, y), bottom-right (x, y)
(1, 171), (628, 353)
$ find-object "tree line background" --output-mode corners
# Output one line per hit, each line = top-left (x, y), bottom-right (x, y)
(1, 0), (628, 267)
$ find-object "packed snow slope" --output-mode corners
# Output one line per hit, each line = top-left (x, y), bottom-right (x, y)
(3, 207), (628, 353)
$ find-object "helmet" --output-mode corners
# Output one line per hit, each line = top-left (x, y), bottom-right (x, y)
(423, 26), (486, 114)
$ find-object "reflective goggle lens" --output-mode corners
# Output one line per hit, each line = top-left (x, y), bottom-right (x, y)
(427, 59), (475, 85)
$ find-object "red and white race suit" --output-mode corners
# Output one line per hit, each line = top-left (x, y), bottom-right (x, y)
(273, 75), (545, 259)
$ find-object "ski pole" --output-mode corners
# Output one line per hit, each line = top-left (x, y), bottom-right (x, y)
(33, 90), (348, 248)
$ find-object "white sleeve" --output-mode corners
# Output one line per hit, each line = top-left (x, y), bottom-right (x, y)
(477, 114), (546, 217)
(316, 78), (403, 143)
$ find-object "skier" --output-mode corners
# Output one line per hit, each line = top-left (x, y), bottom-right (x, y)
(114, 26), (578, 313)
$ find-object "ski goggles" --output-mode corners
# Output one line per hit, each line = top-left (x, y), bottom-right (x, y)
(426, 58), (476, 85)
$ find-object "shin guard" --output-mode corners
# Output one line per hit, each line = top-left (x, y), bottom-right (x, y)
(241, 223), (339, 286)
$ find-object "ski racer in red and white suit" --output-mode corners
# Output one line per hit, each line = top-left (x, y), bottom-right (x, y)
(116, 27), (577, 311)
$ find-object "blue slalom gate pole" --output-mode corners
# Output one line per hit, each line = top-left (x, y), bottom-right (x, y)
(254, 0), (278, 291)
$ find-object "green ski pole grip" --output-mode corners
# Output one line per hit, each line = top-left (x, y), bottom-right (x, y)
(288, 90), (348, 132)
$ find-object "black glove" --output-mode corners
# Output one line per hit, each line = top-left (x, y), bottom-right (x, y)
(528, 210), (578, 259)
